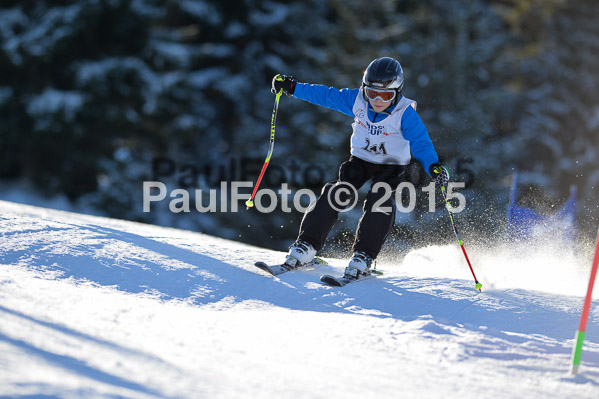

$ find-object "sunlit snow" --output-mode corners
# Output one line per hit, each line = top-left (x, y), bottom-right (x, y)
(1, 200), (598, 398)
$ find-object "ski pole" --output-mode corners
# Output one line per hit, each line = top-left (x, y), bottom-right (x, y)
(440, 185), (482, 292)
(246, 89), (283, 209)
(569, 226), (599, 375)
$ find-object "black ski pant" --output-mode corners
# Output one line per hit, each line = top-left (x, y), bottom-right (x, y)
(297, 156), (406, 260)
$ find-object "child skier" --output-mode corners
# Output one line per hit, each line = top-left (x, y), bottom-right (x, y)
(272, 57), (449, 279)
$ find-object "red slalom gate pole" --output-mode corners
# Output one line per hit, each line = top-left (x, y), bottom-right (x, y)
(570, 227), (599, 375)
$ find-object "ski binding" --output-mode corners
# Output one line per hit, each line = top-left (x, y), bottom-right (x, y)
(320, 269), (383, 287)
(255, 257), (328, 276)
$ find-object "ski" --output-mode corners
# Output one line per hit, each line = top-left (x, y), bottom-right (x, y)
(254, 262), (292, 276)
(255, 257), (328, 276)
(320, 270), (383, 287)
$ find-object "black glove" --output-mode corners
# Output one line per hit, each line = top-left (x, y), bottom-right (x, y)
(271, 74), (297, 96)
(429, 163), (450, 187)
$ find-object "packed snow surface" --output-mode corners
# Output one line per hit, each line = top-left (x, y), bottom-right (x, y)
(0, 200), (598, 398)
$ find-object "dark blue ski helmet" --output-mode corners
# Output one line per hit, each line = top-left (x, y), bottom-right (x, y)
(362, 57), (404, 92)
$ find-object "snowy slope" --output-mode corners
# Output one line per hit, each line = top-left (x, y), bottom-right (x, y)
(0, 200), (598, 399)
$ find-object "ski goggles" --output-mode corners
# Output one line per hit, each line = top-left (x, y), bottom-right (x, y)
(364, 87), (397, 102)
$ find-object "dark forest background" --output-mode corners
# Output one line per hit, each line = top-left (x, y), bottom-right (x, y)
(1, 0), (598, 256)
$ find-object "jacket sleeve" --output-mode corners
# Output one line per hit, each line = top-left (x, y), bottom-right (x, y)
(400, 106), (439, 175)
(293, 83), (359, 117)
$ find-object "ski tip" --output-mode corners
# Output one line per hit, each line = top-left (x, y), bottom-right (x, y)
(320, 275), (343, 287)
(254, 261), (269, 272)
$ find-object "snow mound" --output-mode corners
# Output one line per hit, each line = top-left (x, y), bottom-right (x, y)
(1, 200), (598, 398)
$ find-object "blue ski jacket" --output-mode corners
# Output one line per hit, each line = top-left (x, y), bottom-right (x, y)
(293, 83), (439, 175)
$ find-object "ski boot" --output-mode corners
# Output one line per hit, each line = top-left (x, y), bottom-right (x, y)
(343, 251), (373, 280)
(284, 240), (317, 270)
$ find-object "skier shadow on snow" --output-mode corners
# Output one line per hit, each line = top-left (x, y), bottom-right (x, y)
(0, 304), (171, 398)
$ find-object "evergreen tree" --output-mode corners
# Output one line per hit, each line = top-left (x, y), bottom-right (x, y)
(507, 0), (599, 233)
(4, 0), (594, 249)
(0, 0), (336, 248)
(0, 0), (150, 199)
